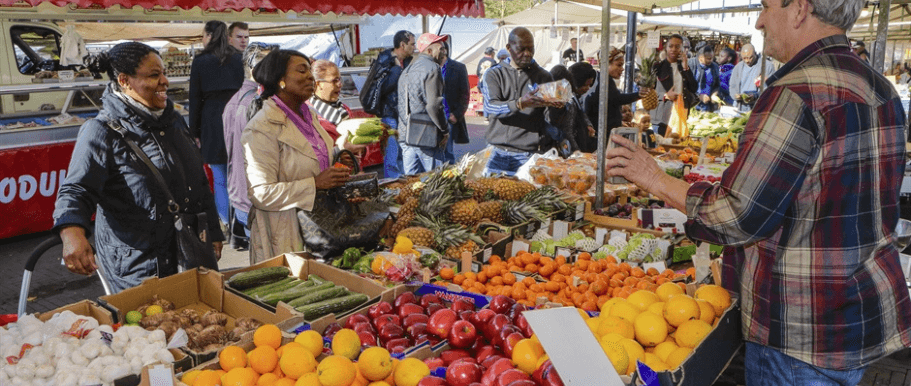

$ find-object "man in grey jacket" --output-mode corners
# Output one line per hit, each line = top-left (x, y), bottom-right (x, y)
(730, 44), (774, 112)
(397, 33), (448, 174)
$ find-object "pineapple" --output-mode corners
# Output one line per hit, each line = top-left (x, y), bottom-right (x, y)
(501, 200), (545, 225)
(400, 197), (419, 216)
(521, 186), (569, 213)
(638, 52), (659, 111)
(493, 179), (535, 201)
(478, 201), (504, 224)
(450, 199), (481, 227)
(446, 240), (479, 259)
(397, 227), (435, 249)
(390, 212), (414, 238)
(468, 179), (497, 202)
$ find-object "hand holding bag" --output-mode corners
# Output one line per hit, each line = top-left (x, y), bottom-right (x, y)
(105, 120), (220, 271)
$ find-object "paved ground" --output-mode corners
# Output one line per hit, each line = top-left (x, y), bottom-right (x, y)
(1, 114), (908, 384)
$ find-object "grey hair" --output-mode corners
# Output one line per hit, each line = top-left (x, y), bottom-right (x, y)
(311, 59), (338, 79)
(781, 0), (863, 30)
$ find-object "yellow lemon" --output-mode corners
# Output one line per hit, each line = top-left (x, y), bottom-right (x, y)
(393, 358), (429, 386)
(316, 355), (357, 386)
(357, 347), (393, 381)
(331, 329), (361, 360)
(295, 330), (325, 358)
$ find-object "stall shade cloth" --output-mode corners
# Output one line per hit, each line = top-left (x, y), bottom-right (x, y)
(5, 0), (485, 16)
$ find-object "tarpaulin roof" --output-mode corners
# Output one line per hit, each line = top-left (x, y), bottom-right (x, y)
(0, 0), (485, 17)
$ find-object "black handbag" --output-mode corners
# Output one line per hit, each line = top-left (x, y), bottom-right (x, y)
(297, 150), (389, 258)
(403, 89), (444, 148)
(104, 120), (220, 271)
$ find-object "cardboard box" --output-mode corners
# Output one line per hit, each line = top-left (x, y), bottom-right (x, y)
(584, 201), (667, 237)
(97, 268), (294, 365)
(182, 335), (295, 374)
(36, 299), (114, 324)
(222, 253), (391, 323)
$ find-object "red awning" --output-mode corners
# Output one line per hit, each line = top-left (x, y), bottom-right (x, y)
(5, 0), (485, 17)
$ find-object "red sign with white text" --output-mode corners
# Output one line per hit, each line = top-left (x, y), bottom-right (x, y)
(0, 142), (75, 239)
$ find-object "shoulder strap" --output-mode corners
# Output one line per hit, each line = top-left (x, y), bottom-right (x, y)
(104, 119), (181, 215)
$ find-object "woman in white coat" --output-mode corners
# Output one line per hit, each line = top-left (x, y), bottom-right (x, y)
(242, 50), (352, 262)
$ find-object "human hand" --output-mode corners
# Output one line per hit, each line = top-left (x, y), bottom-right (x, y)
(588, 126), (596, 137)
(638, 88), (650, 97)
(336, 150), (358, 169)
(701, 94), (711, 104)
(518, 89), (549, 110)
(604, 134), (665, 193)
(60, 226), (97, 275)
(448, 114), (457, 124)
(213, 241), (223, 261)
(343, 141), (368, 157)
(314, 166), (350, 189)
(438, 132), (450, 149)
(664, 91), (679, 101)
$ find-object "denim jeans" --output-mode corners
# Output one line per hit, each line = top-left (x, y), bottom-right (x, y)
(401, 143), (444, 175)
(382, 118), (404, 179)
(234, 208), (249, 238)
(444, 123), (456, 164)
(208, 163), (229, 225)
(745, 342), (866, 386)
(483, 147), (532, 176)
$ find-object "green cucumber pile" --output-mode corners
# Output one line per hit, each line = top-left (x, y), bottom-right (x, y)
(227, 266), (370, 320)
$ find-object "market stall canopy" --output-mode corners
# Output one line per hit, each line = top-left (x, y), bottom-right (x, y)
(66, 21), (337, 44)
(1, 0), (485, 17)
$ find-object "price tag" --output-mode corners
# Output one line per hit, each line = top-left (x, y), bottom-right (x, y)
(483, 248), (493, 263)
(647, 31), (660, 48)
(460, 252), (473, 275)
(595, 228), (608, 244)
(58, 70), (74, 81)
(575, 201), (585, 221)
(512, 240), (529, 257)
(552, 221), (569, 240)
(541, 218), (552, 233)
(422, 268), (432, 283)
(556, 247), (572, 259)
(642, 261), (667, 273)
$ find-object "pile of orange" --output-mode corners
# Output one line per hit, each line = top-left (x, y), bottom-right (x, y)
(182, 324), (422, 386)
(433, 251), (687, 311)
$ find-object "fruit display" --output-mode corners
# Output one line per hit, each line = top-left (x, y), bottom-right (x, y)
(683, 163), (728, 184)
(527, 155), (597, 196)
(599, 233), (666, 263)
(0, 311), (178, 386)
(227, 267), (372, 320)
(591, 197), (666, 220)
(337, 118), (396, 145)
(687, 110), (749, 138)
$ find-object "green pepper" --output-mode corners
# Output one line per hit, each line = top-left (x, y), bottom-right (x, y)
(336, 247), (363, 269)
(352, 256), (374, 273)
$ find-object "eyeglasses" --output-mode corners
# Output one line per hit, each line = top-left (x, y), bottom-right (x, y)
(317, 77), (343, 84)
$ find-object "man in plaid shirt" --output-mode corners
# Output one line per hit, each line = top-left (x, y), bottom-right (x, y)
(605, 0), (911, 384)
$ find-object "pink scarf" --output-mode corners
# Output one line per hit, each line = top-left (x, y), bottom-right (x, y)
(272, 96), (330, 171)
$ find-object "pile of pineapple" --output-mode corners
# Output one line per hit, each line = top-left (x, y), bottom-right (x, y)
(383, 167), (570, 259)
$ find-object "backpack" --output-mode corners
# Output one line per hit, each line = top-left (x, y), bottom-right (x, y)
(359, 58), (392, 116)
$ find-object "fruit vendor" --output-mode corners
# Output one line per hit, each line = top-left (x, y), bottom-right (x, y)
(481, 27), (565, 176)
(604, 0), (911, 384)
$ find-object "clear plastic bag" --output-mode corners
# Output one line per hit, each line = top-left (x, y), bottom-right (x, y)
(536, 79), (573, 103)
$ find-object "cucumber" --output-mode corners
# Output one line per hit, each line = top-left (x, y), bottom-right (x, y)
(249, 279), (310, 299)
(257, 280), (326, 306)
(308, 274), (328, 285)
(286, 287), (348, 308)
(295, 293), (370, 320)
(242, 277), (296, 296)
(227, 266), (291, 290)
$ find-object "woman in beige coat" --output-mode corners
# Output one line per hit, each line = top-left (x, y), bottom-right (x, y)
(242, 50), (352, 263)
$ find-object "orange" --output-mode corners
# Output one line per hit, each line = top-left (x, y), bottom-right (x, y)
(663, 295), (701, 328)
(626, 289), (659, 312)
(646, 301), (665, 317)
(295, 330), (325, 358)
(393, 358), (429, 386)
(608, 299), (641, 324)
(221, 345), (249, 372)
(675, 320), (713, 349)
(195, 370), (224, 386)
(223, 367), (259, 386)
(453, 274), (466, 285)
(655, 282), (684, 302)
(599, 297), (626, 316)
(272, 379), (296, 386)
(618, 338), (645, 375)
(512, 338), (544, 374)
(317, 355), (357, 386)
(585, 317), (601, 334)
(254, 324), (283, 350)
(256, 373), (279, 385)
(332, 329), (362, 360)
(600, 340), (629, 376)
(653, 341), (679, 363)
(182, 370), (203, 386)
(439, 267), (455, 280)
(597, 315), (635, 340)
(357, 347), (393, 381)
(294, 373), (321, 385)
(249, 345), (280, 374)
(643, 352), (670, 372)
(280, 347), (318, 379)
(633, 311), (669, 347)
(695, 300), (716, 325)
(665, 347), (694, 369)
(694, 285), (732, 318)
(277, 342), (304, 358)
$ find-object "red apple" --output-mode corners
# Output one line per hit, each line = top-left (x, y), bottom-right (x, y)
(484, 314), (511, 342)
(416, 376), (448, 386)
(440, 349), (472, 365)
(474, 345), (497, 363)
(353, 322), (376, 335)
(470, 338), (486, 353)
(428, 335), (443, 346)
(419, 294), (443, 308)
(514, 313), (533, 338)
(459, 310), (476, 322)
(496, 325), (521, 347)
(412, 333), (431, 347)
(541, 363), (564, 386)
(481, 354), (505, 372)
(423, 357), (445, 369)
(507, 303), (528, 322)
(374, 314), (402, 331)
(425, 303), (446, 316)
(398, 303), (425, 319)
(357, 331), (378, 347)
(384, 337), (409, 353)
(428, 309), (458, 338)
(470, 309), (496, 330)
(481, 358), (515, 386)
(449, 320), (478, 349)
(495, 369), (531, 386)
(406, 322), (428, 338)
(394, 292), (418, 310)
(505, 380), (536, 386)
(379, 323), (405, 343)
(403, 313), (430, 328)
(447, 359), (483, 386)
(489, 295), (516, 314)
(368, 301), (394, 320)
(452, 299), (476, 313)
(322, 322), (342, 339)
(346, 313), (370, 329)
(500, 332), (524, 357)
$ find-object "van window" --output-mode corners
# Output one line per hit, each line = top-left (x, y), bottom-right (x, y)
(11, 26), (61, 75)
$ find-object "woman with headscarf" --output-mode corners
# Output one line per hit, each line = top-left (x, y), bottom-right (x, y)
(242, 50), (354, 262)
(189, 20), (244, 233)
(55, 42), (223, 293)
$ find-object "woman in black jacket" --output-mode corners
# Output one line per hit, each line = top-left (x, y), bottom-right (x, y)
(606, 48), (649, 132)
(189, 20), (244, 230)
(55, 42), (223, 293)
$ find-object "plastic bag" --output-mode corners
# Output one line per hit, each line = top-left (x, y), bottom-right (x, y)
(536, 79), (573, 103)
(460, 145), (495, 180)
(515, 148), (560, 183)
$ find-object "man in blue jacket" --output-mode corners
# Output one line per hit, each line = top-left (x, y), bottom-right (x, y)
(375, 30), (414, 178)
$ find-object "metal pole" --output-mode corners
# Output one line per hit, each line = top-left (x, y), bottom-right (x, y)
(422, 15), (429, 34)
(873, 0), (892, 73)
(595, 0), (611, 210)
(623, 11), (638, 93)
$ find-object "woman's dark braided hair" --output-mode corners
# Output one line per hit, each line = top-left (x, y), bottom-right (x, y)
(246, 49), (310, 120)
(202, 20), (239, 65)
(83, 41), (159, 90)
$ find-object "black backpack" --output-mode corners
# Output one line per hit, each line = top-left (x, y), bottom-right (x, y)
(359, 58), (391, 116)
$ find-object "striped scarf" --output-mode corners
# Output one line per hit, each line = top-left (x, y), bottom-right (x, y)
(308, 96), (348, 126)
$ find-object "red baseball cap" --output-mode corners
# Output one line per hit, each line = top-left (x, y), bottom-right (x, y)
(416, 33), (448, 53)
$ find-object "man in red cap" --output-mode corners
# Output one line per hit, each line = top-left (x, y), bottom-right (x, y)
(397, 33), (449, 174)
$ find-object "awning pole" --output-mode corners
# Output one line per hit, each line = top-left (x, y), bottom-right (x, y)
(595, 0), (611, 211)
(873, 0), (892, 73)
(623, 11), (638, 92)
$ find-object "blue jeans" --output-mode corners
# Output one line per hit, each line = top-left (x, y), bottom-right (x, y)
(208, 163), (229, 225)
(444, 123), (456, 164)
(234, 208), (249, 238)
(382, 118), (404, 179)
(745, 342), (865, 386)
(401, 143), (444, 175)
(483, 147), (532, 176)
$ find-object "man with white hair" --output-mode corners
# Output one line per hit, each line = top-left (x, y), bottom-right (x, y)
(604, 0), (911, 384)
(729, 43), (774, 112)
